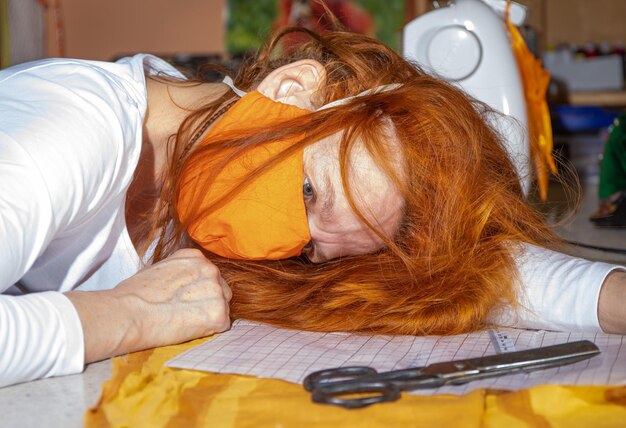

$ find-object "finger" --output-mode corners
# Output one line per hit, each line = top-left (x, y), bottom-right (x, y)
(165, 249), (219, 282)
(219, 275), (233, 302)
(203, 299), (231, 334)
(168, 248), (206, 260)
(217, 317), (231, 333)
(215, 303), (231, 333)
(177, 278), (227, 302)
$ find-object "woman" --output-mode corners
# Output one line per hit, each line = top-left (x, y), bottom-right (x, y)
(0, 27), (624, 388)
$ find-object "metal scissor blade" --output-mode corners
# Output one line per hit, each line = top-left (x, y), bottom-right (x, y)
(419, 340), (600, 385)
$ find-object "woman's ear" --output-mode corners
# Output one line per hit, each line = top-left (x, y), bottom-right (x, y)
(256, 60), (326, 110)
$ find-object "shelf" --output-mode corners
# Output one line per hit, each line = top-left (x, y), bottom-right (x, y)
(568, 91), (626, 107)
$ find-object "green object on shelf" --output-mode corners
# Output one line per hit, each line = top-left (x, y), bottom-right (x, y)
(599, 112), (626, 200)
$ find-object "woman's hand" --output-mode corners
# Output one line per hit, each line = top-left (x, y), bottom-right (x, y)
(598, 270), (626, 334)
(66, 249), (232, 364)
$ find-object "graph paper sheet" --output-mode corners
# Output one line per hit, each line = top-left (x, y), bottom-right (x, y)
(166, 320), (626, 395)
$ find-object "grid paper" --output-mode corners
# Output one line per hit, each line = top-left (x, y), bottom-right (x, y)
(166, 320), (626, 395)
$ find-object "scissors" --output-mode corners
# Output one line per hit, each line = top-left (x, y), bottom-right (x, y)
(303, 340), (600, 409)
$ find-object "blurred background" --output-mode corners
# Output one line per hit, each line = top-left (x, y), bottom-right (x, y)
(2, 0), (626, 263)
(0, 0), (406, 70)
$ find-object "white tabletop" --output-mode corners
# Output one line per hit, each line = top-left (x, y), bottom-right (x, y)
(0, 360), (111, 428)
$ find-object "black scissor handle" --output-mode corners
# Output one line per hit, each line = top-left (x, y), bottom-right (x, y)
(303, 366), (378, 391)
(311, 380), (401, 409)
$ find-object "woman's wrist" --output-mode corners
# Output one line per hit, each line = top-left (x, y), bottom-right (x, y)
(107, 288), (151, 354)
(65, 289), (140, 363)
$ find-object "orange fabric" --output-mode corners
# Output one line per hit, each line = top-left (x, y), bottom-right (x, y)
(506, 3), (557, 201)
(85, 340), (626, 428)
(176, 91), (311, 260)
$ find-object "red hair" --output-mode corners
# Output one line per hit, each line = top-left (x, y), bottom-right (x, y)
(148, 28), (557, 335)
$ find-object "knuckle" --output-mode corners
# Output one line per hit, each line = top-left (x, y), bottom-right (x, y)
(220, 300), (230, 317)
(220, 319), (231, 332)
(218, 310), (231, 331)
(174, 248), (203, 258)
(198, 263), (222, 285)
(201, 262), (220, 278)
(205, 304), (230, 332)
(181, 258), (219, 282)
(187, 248), (205, 257)
(208, 283), (225, 300)
(222, 281), (233, 302)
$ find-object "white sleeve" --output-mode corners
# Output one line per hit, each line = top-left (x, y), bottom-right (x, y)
(0, 58), (146, 387)
(0, 137), (85, 387)
(490, 244), (625, 331)
(0, 135), (57, 288)
(0, 292), (84, 387)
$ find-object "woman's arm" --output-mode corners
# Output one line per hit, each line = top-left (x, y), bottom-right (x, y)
(598, 270), (626, 334)
(0, 249), (231, 388)
(0, 57), (231, 387)
(66, 249), (232, 364)
(490, 244), (625, 332)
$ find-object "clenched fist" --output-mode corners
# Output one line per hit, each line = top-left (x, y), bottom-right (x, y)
(67, 249), (232, 363)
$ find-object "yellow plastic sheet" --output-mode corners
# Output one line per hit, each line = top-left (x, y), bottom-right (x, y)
(85, 338), (626, 428)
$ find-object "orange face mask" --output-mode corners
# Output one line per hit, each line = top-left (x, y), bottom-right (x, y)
(176, 89), (312, 260)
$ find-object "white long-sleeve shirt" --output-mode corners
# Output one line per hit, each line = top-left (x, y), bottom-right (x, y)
(0, 54), (182, 387)
(492, 245), (622, 331)
(0, 55), (622, 389)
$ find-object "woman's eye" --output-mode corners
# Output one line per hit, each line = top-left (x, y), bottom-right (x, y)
(303, 177), (315, 200)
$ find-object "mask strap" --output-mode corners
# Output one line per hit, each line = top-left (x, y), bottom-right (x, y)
(222, 75), (402, 110)
(317, 83), (403, 111)
(222, 76), (247, 98)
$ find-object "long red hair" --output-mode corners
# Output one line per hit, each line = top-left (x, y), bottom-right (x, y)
(149, 28), (557, 335)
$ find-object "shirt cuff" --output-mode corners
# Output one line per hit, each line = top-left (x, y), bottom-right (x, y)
(39, 291), (85, 376)
(0, 291), (85, 387)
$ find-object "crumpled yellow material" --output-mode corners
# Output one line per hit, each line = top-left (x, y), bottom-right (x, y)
(506, 2), (557, 201)
(85, 337), (626, 428)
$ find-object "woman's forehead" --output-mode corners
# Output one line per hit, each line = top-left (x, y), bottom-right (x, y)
(308, 124), (402, 162)
(303, 127), (404, 210)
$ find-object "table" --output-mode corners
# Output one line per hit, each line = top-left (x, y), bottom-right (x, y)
(0, 360), (111, 427)
(3, 339), (626, 427)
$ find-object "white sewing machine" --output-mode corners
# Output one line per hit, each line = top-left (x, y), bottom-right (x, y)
(403, 0), (531, 194)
